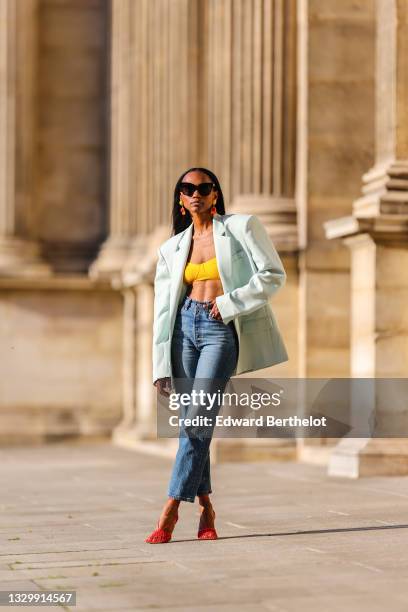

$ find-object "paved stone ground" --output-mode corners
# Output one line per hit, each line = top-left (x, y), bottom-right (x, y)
(1, 441), (408, 612)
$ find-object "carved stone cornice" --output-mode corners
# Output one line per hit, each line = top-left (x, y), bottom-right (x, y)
(324, 212), (408, 245)
(353, 160), (408, 217)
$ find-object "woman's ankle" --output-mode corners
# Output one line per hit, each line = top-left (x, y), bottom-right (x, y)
(198, 495), (213, 509)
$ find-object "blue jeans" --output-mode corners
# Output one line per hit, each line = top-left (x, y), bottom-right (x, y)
(168, 295), (239, 503)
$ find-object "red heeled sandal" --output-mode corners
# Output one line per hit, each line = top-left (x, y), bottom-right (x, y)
(197, 510), (218, 540)
(145, 514), (178, 544)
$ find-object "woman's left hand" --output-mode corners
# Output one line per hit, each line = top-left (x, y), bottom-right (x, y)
(209, 299), (223, 321)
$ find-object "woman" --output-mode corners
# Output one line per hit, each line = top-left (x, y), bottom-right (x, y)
(145, 167), (288, 544)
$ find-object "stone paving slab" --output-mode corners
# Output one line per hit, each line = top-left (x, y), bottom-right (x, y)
(1, 441), (408, 611)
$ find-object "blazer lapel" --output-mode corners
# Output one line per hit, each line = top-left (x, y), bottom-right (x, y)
(169, 214), (233, 318)
(213, 214), (232, 287)
(169, 222), (193, 316)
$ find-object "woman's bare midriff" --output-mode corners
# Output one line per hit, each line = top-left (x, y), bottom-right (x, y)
(185, 278), (224, 302)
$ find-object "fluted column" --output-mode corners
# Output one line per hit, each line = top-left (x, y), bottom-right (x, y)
(113, 283), (157, 438)
(113, 283), (157, 446)
(0, 0), (51, 277)
(324, 0), (408, 477)
(208, 0), (298, 386)
(108, 0), (210, 451)
(113, 223), (172, 447)
(91, 0), (206, 282)
(207, 0), (297, 209)
(205, 0), (299, 462)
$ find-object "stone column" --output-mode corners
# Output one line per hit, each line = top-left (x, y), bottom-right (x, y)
(0, 0), (51, 277)
(324, 0), (408, 477)
(113, 224), (172, 449)
(205, 0), (299, 462)
(133, 283), (157, 439)
(106, 0), (206, 451)
(113, 283), (157, 446)
(90, 0), (205, 282)
(207, 0), (297, 207)
(207, 0), (298, 343)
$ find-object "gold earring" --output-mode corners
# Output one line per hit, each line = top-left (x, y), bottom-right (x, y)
(179, 198), (186, 216)
(210, 198), (217, 216)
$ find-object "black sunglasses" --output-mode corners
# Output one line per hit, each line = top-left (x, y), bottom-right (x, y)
(179, 182), (215, 197)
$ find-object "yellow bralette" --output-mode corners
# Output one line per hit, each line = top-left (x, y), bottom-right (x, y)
(184, 256), (220, 284)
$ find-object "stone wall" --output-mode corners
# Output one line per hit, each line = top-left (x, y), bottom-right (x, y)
(0, 0), (115, 443)
(0, 281), (122, 444)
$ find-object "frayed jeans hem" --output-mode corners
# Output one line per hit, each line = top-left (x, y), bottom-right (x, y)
(168, 494), (196, 503)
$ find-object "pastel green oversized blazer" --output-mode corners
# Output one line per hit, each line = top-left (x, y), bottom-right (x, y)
(152, 213), (289, 384)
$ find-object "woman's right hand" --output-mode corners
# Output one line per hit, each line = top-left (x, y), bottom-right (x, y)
(153, 377), (172, 397)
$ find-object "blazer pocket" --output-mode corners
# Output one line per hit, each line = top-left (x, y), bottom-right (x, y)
(239, 311), (272, 334)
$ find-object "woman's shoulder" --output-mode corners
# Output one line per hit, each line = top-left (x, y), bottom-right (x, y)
(222, 212), (261, 236)
(157, 233), (180, 256)
(222, 212), (254, 227)
(157, 226), (189, 257)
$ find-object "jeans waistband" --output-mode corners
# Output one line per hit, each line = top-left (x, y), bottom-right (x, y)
(180, 296), (213, 311)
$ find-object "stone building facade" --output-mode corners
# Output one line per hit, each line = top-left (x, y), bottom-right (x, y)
(1, 0), (407, 476)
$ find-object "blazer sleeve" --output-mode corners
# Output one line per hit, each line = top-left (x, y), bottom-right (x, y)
(152, 247), (171, 383)
(215, 214), (286, 325)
